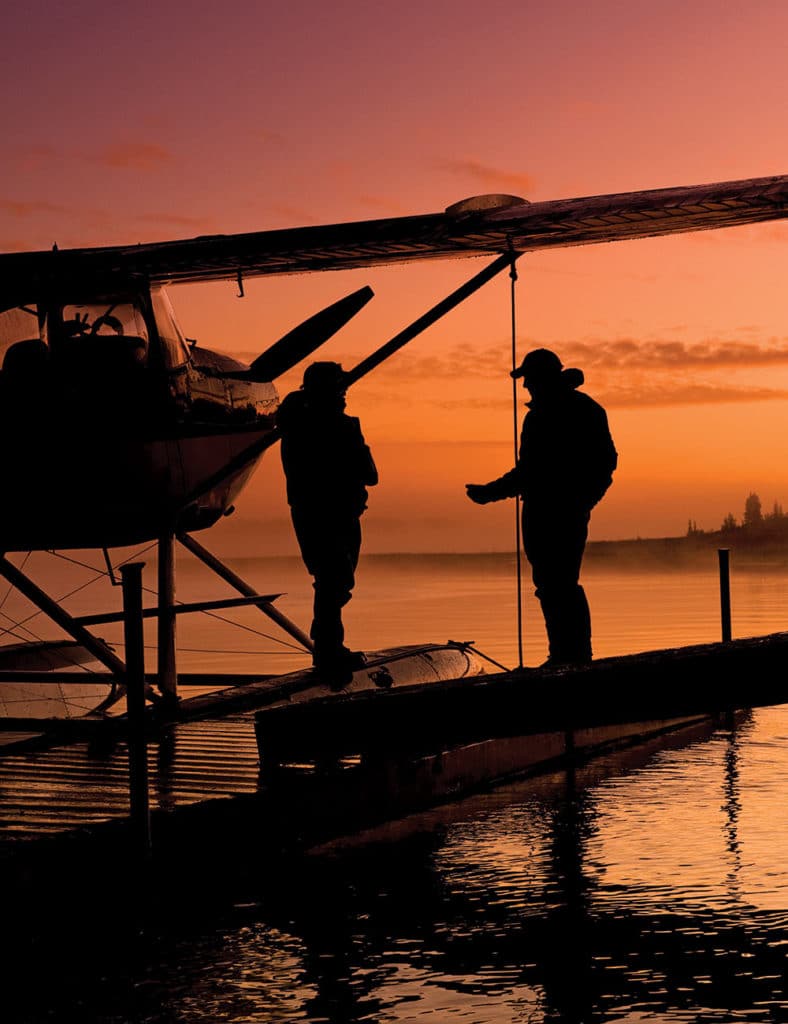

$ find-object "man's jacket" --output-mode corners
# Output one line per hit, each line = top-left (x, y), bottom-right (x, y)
(486, 369), (617, 511)
(277, 390), (378, 516)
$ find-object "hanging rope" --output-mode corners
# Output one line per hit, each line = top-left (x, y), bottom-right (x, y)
(508, 250), (525, 669)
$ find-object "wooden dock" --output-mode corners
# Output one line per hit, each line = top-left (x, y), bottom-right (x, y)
(2, 631), (788, 905)
(255, 630), (788, 761)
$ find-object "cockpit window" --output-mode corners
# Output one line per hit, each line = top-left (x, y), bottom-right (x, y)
(60, 302), (149, 352)
(0, 305), (45, 368)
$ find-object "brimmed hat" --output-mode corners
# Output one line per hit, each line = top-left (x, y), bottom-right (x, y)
(511, 348), (563, 381)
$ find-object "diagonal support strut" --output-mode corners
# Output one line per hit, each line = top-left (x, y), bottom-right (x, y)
(177, 532), (314, 653)
(0, 554), (128, 682)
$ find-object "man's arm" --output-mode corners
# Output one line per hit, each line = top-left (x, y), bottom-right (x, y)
(466, 468), (520, 504)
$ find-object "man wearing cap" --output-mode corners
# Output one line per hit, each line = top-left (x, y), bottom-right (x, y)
(466, 348), (617, 667)
(277, 361), (378, 683)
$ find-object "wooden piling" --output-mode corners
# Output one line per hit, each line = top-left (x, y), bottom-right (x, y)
(122, 562), (151, 862)
(157, 532), (178, 700)
(718, 548), (732, 642)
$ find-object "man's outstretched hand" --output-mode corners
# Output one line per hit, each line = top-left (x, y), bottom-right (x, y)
(466, 483), (495, 505)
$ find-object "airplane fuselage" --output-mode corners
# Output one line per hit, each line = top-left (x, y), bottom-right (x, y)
(0, 283), (278, 551)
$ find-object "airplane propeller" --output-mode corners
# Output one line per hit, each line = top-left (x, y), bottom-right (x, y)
(245, 284), (373, 382)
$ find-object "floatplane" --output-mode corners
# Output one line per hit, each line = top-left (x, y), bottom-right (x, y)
(0, 174), (787, 740)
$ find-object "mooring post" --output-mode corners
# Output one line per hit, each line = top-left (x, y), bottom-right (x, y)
(122, 562), (152, 862)
(718, 548), (732, 642)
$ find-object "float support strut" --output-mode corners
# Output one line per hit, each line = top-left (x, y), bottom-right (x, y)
(0, 554), (127, 679)
(177, 532), (314, 653)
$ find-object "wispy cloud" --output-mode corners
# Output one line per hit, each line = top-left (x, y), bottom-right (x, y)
(12, 141), (176, 173)
(13, 144), (58, 169)
(93, 143), (174, 170)
(348, 335), (788, 410)
(253, 129), (286, 145)
(135, 212), (214, 230)
(558, 337), (788, 371)
(439, 159), (536, 196)
(429, 380), (788, 410)
(267, 203), (317, 224)
(216, 334), (788, 412)
(599, 382), (788, 408)
(361, 335), (788, 381)
(367, 342), (510, 382)
(0, 237), (37, 253)
(358, 194), (411, 215)
(0, 199), (68, 218)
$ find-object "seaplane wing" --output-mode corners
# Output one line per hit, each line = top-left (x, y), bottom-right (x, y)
(2, 174), (787, 292)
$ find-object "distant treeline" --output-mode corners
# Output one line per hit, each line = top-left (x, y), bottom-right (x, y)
(686, 492), (788, 543)
(588, 492), (788, 570)
(683, 493), (781, 540)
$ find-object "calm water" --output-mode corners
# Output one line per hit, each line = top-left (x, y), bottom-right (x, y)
(6, 552), (788, 1022)
(38, 550), (782, 676)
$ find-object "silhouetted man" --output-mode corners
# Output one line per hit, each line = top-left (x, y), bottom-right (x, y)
(466, 348), (617, 666)
(278, 361), (378, 681)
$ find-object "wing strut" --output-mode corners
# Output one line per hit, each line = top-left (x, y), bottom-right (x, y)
(343, 251), (517, 385)
(177, 251), (519, 513)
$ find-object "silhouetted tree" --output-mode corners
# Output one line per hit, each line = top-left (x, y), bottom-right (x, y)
(721, 512), (738, 533)
(767, 501), (784, 521)
(744, 492), (763, 528)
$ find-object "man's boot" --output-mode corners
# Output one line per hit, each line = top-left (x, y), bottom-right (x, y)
(537, 585), (592, 667)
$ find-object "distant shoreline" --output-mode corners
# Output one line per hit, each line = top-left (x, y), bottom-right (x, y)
(227, 534), (788, 570)
(584, 536), (788, 571)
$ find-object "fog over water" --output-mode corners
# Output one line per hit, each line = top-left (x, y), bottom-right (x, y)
(161, 549), (788, 675)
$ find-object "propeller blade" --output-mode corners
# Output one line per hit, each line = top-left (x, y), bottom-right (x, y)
(248, 285), (373, 381)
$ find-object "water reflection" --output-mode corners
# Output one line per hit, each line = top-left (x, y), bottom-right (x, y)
(7, 711), (788, 1022)
(723, 714), (744, 904)
(264, 713), (788, 1023)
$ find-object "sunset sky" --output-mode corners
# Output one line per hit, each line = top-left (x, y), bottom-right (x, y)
(2, 0), (788, 554)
